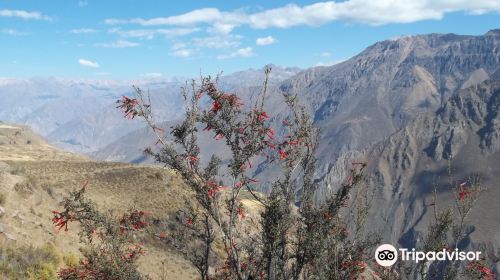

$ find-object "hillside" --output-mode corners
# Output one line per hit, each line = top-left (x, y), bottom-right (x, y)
(0, 124), (198, 279)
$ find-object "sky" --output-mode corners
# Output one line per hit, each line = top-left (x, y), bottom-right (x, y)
(0, 0), (499, 79)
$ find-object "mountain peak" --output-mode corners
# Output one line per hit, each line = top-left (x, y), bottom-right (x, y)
(486, 29), (500, 36)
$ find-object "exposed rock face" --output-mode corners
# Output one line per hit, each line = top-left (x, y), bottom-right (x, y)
(367, 74), (500, 272)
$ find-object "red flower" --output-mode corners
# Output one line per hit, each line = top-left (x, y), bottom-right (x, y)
(52, 211), (70, 232)
(215, 133), (224, 140)
(187, 155), (198, 163)
(278, 149), (287, 160)
(258, 111), (270, 122)
(323, 212), (333, 220)
(288, 140), (300, 146)
(207, 184), (222, 198)
(459, 189), (471, 201)
(212, 100), (220, 113)
(186, 217), (193, 225)
(195, 90), (203, 100)
(266, 128), (275, 140)
(467, 261), (494, 280)
(116, 96), (139, 119)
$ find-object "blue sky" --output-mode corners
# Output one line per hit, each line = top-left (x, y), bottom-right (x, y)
(1, 0), (499, 79)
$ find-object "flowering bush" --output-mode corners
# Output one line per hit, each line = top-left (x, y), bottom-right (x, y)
(121, 67), (378, 280)
(52, 181), (149, 280)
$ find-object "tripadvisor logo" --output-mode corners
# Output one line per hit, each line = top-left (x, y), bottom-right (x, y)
(375, 244), (398, 267)
(374, 244), (482, 267)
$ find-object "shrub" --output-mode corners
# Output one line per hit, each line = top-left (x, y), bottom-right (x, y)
(122, 68), (378, 279)
(52, 181), (149, 280)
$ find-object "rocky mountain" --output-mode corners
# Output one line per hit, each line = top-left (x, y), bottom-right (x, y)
(0, 65), (300, 155)
(92, 30), (500, 268)
(366, 71), (499, 266)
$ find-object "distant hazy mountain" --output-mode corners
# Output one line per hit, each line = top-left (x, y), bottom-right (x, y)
(93, 30), (500, 263)
(0, 65), (300, 154)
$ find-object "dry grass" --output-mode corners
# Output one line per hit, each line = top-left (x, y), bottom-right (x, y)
(0, 124), (198, 279)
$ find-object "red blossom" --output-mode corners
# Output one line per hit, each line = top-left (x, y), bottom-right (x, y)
(258, 111), (270, 122)
(459, 190), (471, 201)
(195, 90), (203, 100)
(278, 149), (287, 160)
(266, 128), (275, 140)
(186, 217), (193, 225)
(52, 211), (70, 232)
(212, 100), (220, 113)
(288, 139), (300, 146)
(215, 133), (224, 140)
(207, 183), (222, 198)
(116, 96), (139, 119)
(467, 261), (494, 280)
(187, 155), (198, 163)
(323, 212), (333, 220)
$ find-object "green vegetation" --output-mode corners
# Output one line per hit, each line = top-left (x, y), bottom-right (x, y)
(0, 243), (61, 280)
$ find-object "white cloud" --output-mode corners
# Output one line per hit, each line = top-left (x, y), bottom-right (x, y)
(256, 36), (277, 46)
(192, 34), (242, 49)
(78, 59), (99, 68)
(105, 8), (224, 26)
(208, 23), (237, 34)
(170, 49), (195, 58)
(104, 1), (500, 29)
(1, 28), (28, 36)
(109, 27), (199, 39)
(217, 47), (255, 59)
(0, 9), (52, 21)
(70, 28), (98, 34)
(320, 51), (331, 57)
(94, 40), (140, 48)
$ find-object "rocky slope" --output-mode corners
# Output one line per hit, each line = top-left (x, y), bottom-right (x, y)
(91, 31), (500, 273)
(367, 70), (499, 259)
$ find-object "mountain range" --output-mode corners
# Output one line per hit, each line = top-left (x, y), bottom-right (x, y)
(89, 30), (500, 269)
(0, 66), (301, 154)
(1, 29), (499, 274)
